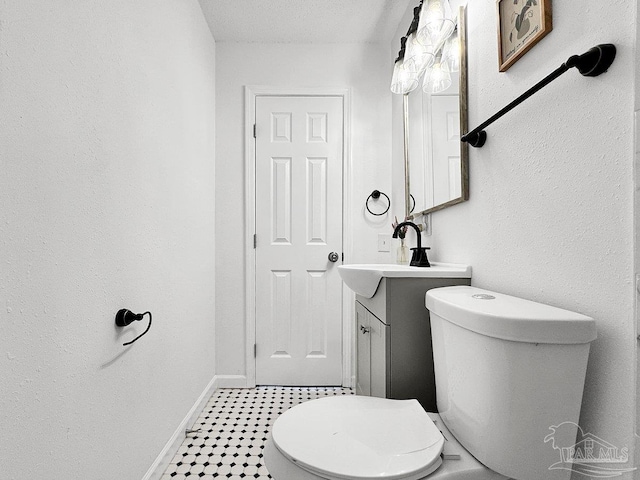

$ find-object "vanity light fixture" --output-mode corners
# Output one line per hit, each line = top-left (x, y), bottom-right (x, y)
(404, 6), (435, 76)
(405, 30), (435, 75)
(416, 0), (455, 49)
(390, 0), (457, 96)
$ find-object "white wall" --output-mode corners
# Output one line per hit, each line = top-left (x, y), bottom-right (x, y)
(0, 1), (217, 478)
(215, 42), (394, 377)
(635, 0), (640, 466)
(393, 0), (637, 475)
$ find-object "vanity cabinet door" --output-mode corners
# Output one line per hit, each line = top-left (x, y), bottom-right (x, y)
(369, 313), (388, 398)
(355, 301), (388, 398)
(355, 302), (371, 396)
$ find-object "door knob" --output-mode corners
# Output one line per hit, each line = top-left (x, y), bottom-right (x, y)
(328, 252), (339, 262)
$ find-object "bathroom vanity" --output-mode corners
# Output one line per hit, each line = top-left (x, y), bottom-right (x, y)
(340, 264), (471, 411)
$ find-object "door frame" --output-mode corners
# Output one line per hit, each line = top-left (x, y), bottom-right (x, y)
(244, 86), (353, 388)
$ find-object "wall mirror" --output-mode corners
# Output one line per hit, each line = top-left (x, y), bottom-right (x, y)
(406, 6), (469, 217)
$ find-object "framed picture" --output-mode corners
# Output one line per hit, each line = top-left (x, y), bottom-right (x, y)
(497, 0), (552, 72)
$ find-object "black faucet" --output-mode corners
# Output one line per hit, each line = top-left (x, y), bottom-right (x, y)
(392, 221), (431, 267)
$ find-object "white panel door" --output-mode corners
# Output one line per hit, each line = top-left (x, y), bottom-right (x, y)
(255, 95), (343, 386)
(430, 95), (461, 205)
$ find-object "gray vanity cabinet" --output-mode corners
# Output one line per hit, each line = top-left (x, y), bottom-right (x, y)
(355, 276), (470, 411)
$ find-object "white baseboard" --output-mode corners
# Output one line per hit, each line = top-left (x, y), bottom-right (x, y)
(142, 374), (219, 480)
(216, 375), (248, 388)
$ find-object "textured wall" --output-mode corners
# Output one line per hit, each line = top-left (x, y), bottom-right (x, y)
(0, 1), (217, 478)
(635, 0), (640, 464)
(392, 0), (637, 475)
(215, 42), (394, 378)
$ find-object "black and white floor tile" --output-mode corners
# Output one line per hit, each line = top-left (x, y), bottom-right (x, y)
(161, 386), (354, 479)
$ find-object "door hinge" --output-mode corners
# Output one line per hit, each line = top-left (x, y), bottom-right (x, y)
(253, 124), (256, 138)
(253, 234), (257, 249)
(254, 343), (257, 358)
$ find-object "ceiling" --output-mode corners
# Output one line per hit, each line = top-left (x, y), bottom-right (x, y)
(197, 0), (413, 44)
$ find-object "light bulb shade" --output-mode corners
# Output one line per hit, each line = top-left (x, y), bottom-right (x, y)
(391, 58), (420, 94)
(422, 58), (452, 94)
(442, 27), (460, 73)
(404, 32), (435, 75)
(416, 0), (455, 48)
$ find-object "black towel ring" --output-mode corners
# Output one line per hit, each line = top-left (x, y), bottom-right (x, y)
(409, 194), (416, 214)
(366, 190), (390, 216)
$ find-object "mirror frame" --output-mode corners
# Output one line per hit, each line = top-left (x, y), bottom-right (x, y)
(406, 5), (469, 218)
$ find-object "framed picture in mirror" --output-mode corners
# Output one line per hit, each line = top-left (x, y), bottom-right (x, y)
(497, 0), (552, 72)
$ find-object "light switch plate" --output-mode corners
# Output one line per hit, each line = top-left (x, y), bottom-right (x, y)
(378, 233), (391, 252)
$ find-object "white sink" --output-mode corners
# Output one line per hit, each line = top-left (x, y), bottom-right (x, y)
(338, 262), (472, 298)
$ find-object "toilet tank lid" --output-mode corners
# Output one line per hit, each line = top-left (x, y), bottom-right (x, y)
(426, 286), (597, 344)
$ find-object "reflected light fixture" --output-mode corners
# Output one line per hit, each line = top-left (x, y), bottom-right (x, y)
(391, 37), (420, 94)
(390, 0), (456, 95)
(422, 54), (452, 93)
(442, 25), (460, 73)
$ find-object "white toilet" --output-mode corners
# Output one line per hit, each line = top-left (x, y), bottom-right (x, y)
(264, 286), (597, 480)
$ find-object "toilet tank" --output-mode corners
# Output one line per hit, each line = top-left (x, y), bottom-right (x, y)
(426, 286), (596, 480)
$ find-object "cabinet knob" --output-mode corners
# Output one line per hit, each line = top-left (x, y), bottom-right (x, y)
(360, 325), (370, 334)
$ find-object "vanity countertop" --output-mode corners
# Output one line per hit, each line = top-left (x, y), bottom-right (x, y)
(338, 262), (471, 298)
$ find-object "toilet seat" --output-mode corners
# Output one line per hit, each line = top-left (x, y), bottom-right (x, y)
(271, 396), (445, 480)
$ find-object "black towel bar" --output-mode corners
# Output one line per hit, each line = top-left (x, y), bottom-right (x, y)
(461, 44), (616, 148)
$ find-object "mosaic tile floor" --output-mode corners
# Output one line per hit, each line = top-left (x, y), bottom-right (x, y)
(161, 386), (354, 479)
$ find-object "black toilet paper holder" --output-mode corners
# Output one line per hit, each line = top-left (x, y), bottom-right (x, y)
(115, 309), (152, 346)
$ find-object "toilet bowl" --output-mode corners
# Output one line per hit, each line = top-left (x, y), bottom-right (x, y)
(264, 286), (596, 480)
